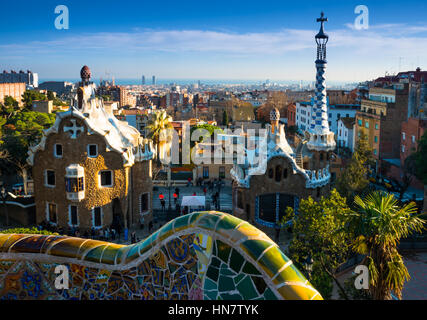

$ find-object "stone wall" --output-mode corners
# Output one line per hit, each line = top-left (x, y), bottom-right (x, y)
(32, 116), (130, 230)
(0, 211), (321, 300)
(233, 156), (329, 225)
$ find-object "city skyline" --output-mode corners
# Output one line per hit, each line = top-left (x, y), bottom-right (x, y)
(1, 0), (427, 82)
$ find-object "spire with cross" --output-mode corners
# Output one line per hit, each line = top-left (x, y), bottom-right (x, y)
(315, 12), (329, 62)
(307, 12), (336, 152)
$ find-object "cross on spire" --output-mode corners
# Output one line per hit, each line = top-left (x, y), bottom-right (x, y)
(317, 12), (328, 24)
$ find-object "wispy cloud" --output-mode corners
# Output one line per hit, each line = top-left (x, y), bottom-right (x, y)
(1, 23), (427, 56)
(1, 23), (426, 80)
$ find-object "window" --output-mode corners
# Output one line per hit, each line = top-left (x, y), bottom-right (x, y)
(412, 135), (416, 144)
(337, 113), (341, 119)
(219, 166), (225, 179)
(402, 145), (405, 153)
(283, 168), (288, 179)
(374, 136), (378, 143)
(346, 114), (349, 118)
(402, 132), (406, 140)
(87, 144), (98, 157)
(54, 144), (63, 158)
(65, 177), (84, 192)
(365, 121), (369, 128)
(375, 123), (379, 130)
(140, 193), (149, 213)
(374, 149), (377, 155)
(275, 166), (282, 182)
(47, 203), (57, 224)
(99, 171), (113, 187)
(358, 119), (362, 126)
(45, 170), (56, 187)
(203, 167), (209, 179)
(69, 205), (78, 226)
(92, 207), (102, 228)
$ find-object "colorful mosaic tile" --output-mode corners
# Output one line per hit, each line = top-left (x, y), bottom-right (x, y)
(0, 211), (322, 300)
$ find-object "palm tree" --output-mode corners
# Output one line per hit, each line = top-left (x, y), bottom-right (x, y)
(146, 110), (173, 167)
(346, 191), (425, 299)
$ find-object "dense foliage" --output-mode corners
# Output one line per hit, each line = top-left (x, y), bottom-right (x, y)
(288, 189), (353, 299)
(0, 227), (58, 235)
(343, 191), (425, 299)
(336, 131), (373, 202)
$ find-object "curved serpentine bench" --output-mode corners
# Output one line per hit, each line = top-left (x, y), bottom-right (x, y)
(0, 211), (322, 300)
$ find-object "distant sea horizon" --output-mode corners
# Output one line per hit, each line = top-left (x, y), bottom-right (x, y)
(39, 78), (357, 87)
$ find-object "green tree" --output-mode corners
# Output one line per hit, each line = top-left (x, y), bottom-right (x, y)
(147, 110), (173, 166)
(344, 191), (425, 299)
(222, 110), (229, 127)
(0, 227), (58, 235)
(413, 130), (427, 184)
(3, 96), (18, 108)
(336, 131), (372, 202)
(399, 154), (416, 200)
(21, 90), (47, 109)
(0, 111), (56, 194)
(288, 189), (353, 299)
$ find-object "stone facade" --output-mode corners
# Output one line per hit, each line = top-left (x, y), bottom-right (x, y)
(28, 66), (154, 231)
(233, 156), (330, 225)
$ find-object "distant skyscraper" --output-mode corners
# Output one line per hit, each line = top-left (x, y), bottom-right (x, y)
(152, 76), (156, 85)
(142, 75), (145, 85)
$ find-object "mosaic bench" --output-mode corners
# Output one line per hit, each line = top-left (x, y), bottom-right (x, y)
(0, 211), (322, 300)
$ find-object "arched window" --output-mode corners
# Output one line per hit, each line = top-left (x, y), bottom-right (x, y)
(283, 168), (288, 179)
(77, 88), (84, 109)
(275, 166), (282, 182)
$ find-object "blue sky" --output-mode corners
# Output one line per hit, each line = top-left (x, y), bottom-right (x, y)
(1, 0), (427, 82)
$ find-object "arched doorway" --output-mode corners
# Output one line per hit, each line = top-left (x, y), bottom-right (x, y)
(255, 193), (299, 228)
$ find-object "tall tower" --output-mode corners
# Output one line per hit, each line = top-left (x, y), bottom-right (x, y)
(306, 12), (336, 152)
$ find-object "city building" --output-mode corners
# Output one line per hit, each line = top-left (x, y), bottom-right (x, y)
(231, 13), (334, 228)
(354, 86), (409, 172)
(116, 108), (151, 136)
(337, 117), (355, 151)
(296, 100), (359, 137)
(0, 70), (38, 88)
(38, 81), (75, 96)
(27, 66), (154, 231)
(0, 82), (26, 106)
(32, 100), (54, 113)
